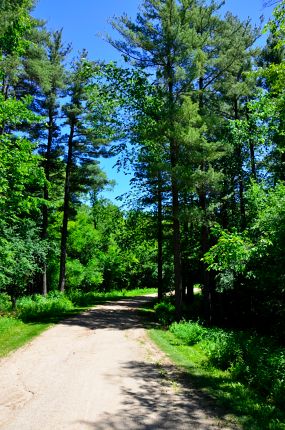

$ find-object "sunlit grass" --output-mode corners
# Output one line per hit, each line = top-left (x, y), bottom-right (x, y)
(0, 317), (49, 358)
(149, 328), (285, 430)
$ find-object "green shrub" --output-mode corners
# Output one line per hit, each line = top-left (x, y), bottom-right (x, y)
(17, 293), (74, 321)
(154, 300), (175, 326)
(170, 320), (206, 345)
(67, 289), (97, 307)
(0, 293), (12, 312)
(270, 351), (285, 408)
(203, 329), (242, 370)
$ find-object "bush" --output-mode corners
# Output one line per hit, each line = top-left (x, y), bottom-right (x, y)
(203, 328), (242, 370)
(0, 293), (12, 312)
(270, 350), (285, 408)
(17, 293), (74, 321)
(230, 336), (285, 404)
(154, 300), (175, 326)
(67, 289), (98, 307)
(170, 320), (206, 345)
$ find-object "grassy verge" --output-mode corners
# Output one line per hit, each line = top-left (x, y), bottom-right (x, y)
(149, 325), (285, 430)
(0, 288), (157, 358)
(0, 317), (49, 358)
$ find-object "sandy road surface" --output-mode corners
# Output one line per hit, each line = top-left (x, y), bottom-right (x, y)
(0, 296), (237, 430)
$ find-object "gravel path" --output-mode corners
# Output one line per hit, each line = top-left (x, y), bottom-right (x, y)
(0, 296), (238, 429)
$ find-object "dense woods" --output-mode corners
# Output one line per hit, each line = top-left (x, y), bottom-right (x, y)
(1, 0), (285, 333)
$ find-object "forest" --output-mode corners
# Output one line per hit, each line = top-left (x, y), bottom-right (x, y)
(0, 0), (285, 427)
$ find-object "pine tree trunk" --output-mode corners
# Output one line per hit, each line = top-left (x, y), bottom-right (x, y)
(42, 111), (53, 295)
(199, 191), (212, 323)
(249, 141), (257, 180)
(169, 140), (183, 318)
(172, 176), (183, 319)
(42, 265), (47, 296)
(234, 98), (246, 229)
(198, 76), (212, 322)
(157, 182), (163, 302)
(58, 121), (75, 292)
(246, 104), (257, 181)
(166, 57), (183, 319)
(182, 216), (194, 305)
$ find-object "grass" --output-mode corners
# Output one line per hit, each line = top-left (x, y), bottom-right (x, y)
(149, 326), (285, 430)
(0, 317), (49, 358)
(0, 287), (157, 358)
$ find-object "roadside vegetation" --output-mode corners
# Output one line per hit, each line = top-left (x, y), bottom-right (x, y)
(150, 293), (285, 430)
(0, 288), (156, 357)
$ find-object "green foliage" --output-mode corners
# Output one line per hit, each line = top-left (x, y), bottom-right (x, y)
(164, 316), (285, 412)
(66, 204), (157, 292)
(204, 225), (252, 274)
(170, 320), (206, 345)
(16, 292), (74, 321)
(154, 299), (175, 326)
(203, 329), (243, 370)
(0, 0), (34, 56)
(0, 293), (12, 312)
(0, 221), (48, 299)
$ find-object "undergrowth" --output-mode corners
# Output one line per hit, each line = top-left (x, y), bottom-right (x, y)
(151, 302), (285, 429)
(17, 292), (74, 321)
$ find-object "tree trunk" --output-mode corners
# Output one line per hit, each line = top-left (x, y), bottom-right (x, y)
(234, 97), (246, 229)
(249, 140), (257, 181)
(41, 110), (53, 295)
(157, 180), (163, 302)
(170, 154), (183, 319)
(166, 57), (183, 319)
(198, 76), (212, 322)
(58, 121), (75, 292)
(199, 191), (212, 323)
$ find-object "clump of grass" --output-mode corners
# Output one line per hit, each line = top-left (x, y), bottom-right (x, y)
(16, 292), (74, 321)
(170, 320), (206, 345)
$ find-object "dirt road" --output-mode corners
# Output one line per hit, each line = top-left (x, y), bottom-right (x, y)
(0, 296), (237, 429)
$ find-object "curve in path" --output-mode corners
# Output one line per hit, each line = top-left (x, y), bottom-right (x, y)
(0, 296), (237, 430)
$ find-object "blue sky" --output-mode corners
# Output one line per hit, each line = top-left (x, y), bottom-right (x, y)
(32, 0), (275, 203)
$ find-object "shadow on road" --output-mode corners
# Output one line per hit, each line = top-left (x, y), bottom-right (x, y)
(76, 360), (238, 429)
(61, 296), (157, 331)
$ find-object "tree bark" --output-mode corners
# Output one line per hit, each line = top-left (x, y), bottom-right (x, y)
(157, 179), (163, 302)
(198, 76), (212, 322)
(167, 60), (183, 319)
(171, 173), (183, 319)
(58, 120), (75, 292)
(234, 97), (246, 229)
(42, 109), (54, 295)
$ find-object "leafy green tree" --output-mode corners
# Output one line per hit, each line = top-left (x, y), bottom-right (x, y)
(0, 97), (46, 302)
(58, 57), (118, 291)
